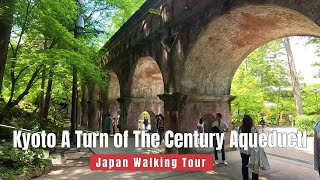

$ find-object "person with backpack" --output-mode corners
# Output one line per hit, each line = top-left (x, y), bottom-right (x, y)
(212, 113), (229, 165)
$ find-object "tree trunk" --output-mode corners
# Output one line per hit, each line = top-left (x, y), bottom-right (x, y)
(6, 66), (42, 108)
(0, 66), (42, 122)
(70, 67), (77, 143)
(39, 68), (46, 118)
(283, 37), (303, 115)
(43, 68), (53, 121)
(0, 0), (33, 123)
(81, 84), (88, 127)
(76, 89), (81, 129)
(0, 0), (14, 96)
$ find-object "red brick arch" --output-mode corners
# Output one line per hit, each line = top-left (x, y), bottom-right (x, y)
(178, 5), (320, 96)
(129, 56), (164, 98)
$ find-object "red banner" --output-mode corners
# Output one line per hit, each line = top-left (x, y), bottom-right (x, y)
(90, 154), (213, 171)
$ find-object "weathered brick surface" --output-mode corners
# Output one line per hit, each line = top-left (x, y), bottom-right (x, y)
(100, 0), (320, 145)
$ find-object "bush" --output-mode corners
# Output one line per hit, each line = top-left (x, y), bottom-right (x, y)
(295, 115), (320, 136)
(0, 140), (51, 179)
(8, 112), (65, 139)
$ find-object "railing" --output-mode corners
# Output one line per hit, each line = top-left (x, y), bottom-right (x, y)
(0, 124), (41, 134)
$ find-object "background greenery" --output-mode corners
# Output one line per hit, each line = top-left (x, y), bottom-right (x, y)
(0, 0), (145, 178)
(231, 38), (320, 131)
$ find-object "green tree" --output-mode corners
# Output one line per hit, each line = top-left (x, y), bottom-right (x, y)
(231, 39), (295, 125)
(0, 0), (15, 98)
(0, 0), (106, 124)
(283, 37), (303, 115)
(231, 68), (264, 126)
(307, 37), (320, 79)
(301, 84), (320, 115)
(0, 0), (149, 127)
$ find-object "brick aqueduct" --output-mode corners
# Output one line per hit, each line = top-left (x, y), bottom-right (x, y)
(87, 0), (320, 151)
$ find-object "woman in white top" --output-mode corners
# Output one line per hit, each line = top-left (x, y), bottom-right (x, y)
(197, 118), (204, 133)
(239, 115), (259, 180)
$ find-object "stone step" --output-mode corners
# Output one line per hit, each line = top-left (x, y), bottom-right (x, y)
(51, 153), (64, 165)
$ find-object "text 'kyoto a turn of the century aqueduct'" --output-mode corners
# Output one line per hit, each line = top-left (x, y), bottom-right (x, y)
(85, 0), (320, 153)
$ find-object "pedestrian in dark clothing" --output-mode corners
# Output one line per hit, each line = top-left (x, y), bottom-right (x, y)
(143, 117), (149, 130)
(260, 118), (266, 132)
(105, 114), (112, 134)
(239, 115), (259, 180)
(158, 114), (165, 143)
(314, 118), (320, 175)
(112, 118), (117, 135)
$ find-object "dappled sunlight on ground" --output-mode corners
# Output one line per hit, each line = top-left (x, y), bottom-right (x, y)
(206, 170), (219, 175)
(48, 169), (64, 175)
(260, 177), (269, 180)
(35, 127), (319, 179)
(36, 149), (319, 179)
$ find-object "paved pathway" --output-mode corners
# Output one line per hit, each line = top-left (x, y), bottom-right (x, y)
(35, 127), (319, 180)
(36, 149), (318, 180)
(261, 126), (314, 155)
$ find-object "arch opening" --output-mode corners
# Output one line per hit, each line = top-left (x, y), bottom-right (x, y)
(178, 5), (320, 96)
(230, 36), (320, 128)
(137, 111), (158, 132)
(107, 71), (121, 123)
(126, 56), (165, 132)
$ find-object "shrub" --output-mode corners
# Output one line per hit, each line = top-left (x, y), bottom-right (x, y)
(295, 115), (320, 136)
(0, 140), (51, 179)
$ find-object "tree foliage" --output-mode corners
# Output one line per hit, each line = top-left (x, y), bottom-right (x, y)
(232, 36), (320, 127)
(231, 39), (300, 126)
(0, 0), (146, 124)
(0, 0), (149, 177)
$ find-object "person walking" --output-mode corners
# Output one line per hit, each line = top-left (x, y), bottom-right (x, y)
(112, 117), (117, 135)
(117, 115), (121, 133)
(158, 114), (165, 143)
(105, 114), (112, 134)
(143, 117), (149, 131)
(156, 115), (160, 133)
(314, 117), (320, 175)
(212, 113), (229, 165)
(239, 115), (259, 180)
(197, 118), (204, 133)
(259, 118), (265, 132)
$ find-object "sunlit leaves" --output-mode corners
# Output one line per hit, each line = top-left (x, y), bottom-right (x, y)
(307, 37), (320, 79)
(3, 0), (108, 105)
(231, 39), (295, 125)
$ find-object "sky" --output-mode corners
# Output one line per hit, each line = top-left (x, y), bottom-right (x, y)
(289, 36), (319, 85)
